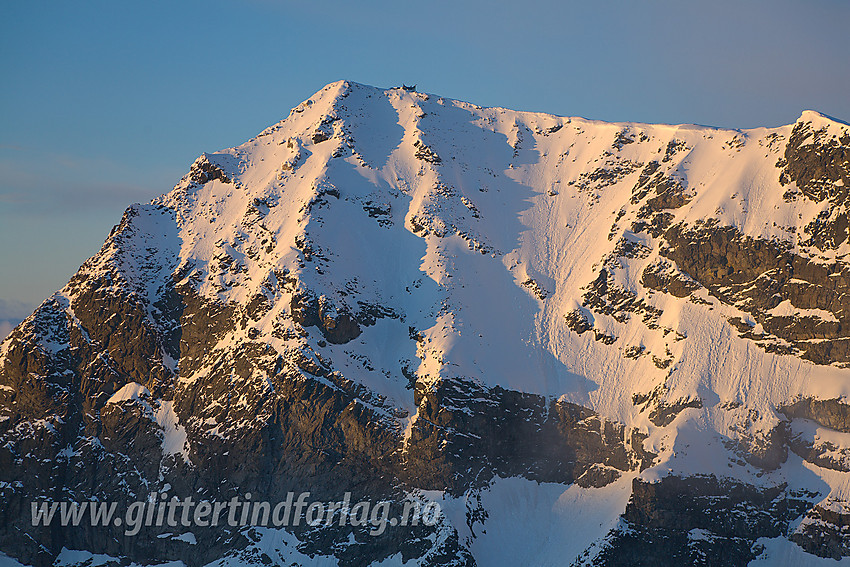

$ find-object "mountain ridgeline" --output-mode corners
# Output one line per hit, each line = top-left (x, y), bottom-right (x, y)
(2, 81), (850, 565)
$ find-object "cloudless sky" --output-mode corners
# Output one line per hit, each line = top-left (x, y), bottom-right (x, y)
(1, 0), (849, 325)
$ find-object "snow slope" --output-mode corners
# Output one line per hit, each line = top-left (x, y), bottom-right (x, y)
(143, 80), (849, 430)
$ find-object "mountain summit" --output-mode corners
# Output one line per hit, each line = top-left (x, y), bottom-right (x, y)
(2, 81), (850, 565)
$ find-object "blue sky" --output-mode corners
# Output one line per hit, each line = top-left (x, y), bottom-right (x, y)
(1, 0), (848, 328)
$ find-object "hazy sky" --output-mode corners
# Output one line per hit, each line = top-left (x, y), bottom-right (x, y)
(1, 0), (848, 330)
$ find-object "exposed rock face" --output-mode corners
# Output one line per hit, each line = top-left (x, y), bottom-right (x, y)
(792, 505), (850, 560)
(1, 82), (849, 565)
(591, 476), (813, 566)
(660, 222), (850, 364)
(780, 397), (850, 432)
(188, 155), (232, 185)
(780, 119), (850, 206)
(405, 379), (654, 493)
(290, 290), (363, 344)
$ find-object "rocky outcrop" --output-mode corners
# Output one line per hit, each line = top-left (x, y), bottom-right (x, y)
(779, 119), (850, 206)
(188, 155), (231, 185)
(661, 222), (850, 365)
(290, 290), (363, 344)
(404, 378), (655, 493)
(590, 475), (814, 566)
(792, 505), (850, 560)
(640, 260), (701, 298)
(779, 398), (850, 432)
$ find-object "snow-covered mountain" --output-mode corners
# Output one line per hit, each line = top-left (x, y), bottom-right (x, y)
(2, 80), (850, 566)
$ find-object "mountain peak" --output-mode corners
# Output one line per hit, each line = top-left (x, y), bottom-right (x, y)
(797, 109), (850, 128)
(3, 83), (850, 566)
